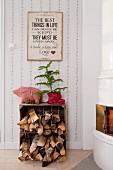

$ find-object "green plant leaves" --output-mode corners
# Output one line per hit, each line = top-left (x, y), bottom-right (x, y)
(34, 74), (47, 79)
(38, 66), (46, 70)
(47, 70), (59, 75)
(38, 61), (52, 70)
(34, 61), (68, 94)
(34, 90), (50, 95)
(52, 79), (63, 84)
(46, 61), (52, 68)
(35, 82), (51, 86)
(54, 87), (68, 93)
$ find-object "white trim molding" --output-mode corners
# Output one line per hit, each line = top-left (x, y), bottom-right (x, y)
(5, 142), (19, 150)
(82, 0), (102, 149)
(0, 0), (5, 149)
(67, 142), (82, 149)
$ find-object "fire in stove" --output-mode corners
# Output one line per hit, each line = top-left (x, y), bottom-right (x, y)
(96, 104), (113, 136)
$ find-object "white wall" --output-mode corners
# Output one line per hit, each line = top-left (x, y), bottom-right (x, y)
(0, 0), (2, 148)
(3, 0), (82, 149)
(97, 0), (113, 107)
(0, 0), (102, 150)
(102, 0), (113, 71)
(82, 0), (102, 149)
(0, 0), (4, 149)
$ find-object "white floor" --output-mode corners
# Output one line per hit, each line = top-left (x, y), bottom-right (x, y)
(0, 149), (92, 170)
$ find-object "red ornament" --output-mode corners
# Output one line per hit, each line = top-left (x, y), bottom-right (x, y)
(47, 92), (65, 104)
(47, 93), (61, 102)
(48, 99), (56, 104)
(58, 99), (65, 104)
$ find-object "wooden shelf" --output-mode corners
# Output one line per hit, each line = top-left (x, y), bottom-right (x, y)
(19, 102), (66, 108)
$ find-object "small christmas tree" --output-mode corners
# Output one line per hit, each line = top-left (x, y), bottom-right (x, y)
(34, 61), (67, 95)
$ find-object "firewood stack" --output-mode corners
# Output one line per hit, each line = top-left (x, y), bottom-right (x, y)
(18, 107), (66, 167)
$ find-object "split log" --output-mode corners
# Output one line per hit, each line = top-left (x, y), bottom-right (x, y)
(52, 113), (60, 123)
(40, 148), (45, 158)
(29, 108), (39, 123)
(31, 148), (39, 160)
(37, 124), (43, 135)
(29, 123), (36, 132)
(52, 149), (60, 161)
(58, 135), (65, 143)
(51, 124), (57, 133)
(18, 151), (25, 161)
(34, 122), (39, 129)
(58, 121), (66, 131)
(58, 129), (64, 135)
(42, 155), (52, 167)
(42, 161), (49, 167)
(35, 153), (43, 161)
(29, 135), (39, 153)
(37, 135), (47, 147)
(20, 140), (30, 152)
(17, 116), (28, 126)
(44, 124), (51, 130)
(42, 117), (48, 126)
(44, 129), (51, 136)
(43, 155), (52, 162)
(56, 142), (63, 150)
(60, 146), (66, 156)
(46, 156), (52, 162)
(18, 151), (29, 161)
(52, 128), (57, 134)
(51, 124), (56, 130)
(24, 133), (31, 140)
(42, 160), (49, 167)
(44, 139), (50, 150)
(56, 155), (66, 162)
(20, 128), (24, 138)
(28, 154), (34, 161)
(38, 114), (42, 123)
(22, 124), (29, 131)
(45, 111), (51, 121)
(28, 117), (32, 124)
(50, 136), (56, 148)
(45, 147), (54, 157)
(30, 143), (37, 154)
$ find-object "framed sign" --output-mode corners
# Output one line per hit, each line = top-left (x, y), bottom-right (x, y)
(27, 12), (63, 61)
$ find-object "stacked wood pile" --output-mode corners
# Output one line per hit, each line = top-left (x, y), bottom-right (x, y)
(18, 107), (66, 167)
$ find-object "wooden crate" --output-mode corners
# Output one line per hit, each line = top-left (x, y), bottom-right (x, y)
(18, 103), (66, 167)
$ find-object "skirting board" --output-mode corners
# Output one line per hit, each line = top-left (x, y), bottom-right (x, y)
(4, 142), (19, 149)
(0, 143), (2, 149)
(0, 142), (4, 149)
(1, 142), (82, 149)
(67, 142), (82, 149)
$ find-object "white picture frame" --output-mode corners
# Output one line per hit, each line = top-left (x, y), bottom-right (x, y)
(27, 12), (63, 61)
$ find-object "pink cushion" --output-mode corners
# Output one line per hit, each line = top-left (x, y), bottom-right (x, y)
(13, 86), (42, 103)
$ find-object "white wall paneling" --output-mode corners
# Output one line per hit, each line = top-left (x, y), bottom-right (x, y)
(4, 0), (82, 149)
(2, 0), (101, 150)
(82, 0), (102, 149)
(0, 0), (5, 149)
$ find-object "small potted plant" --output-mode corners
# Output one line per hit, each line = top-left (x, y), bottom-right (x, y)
(34, 61), (67, 104)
